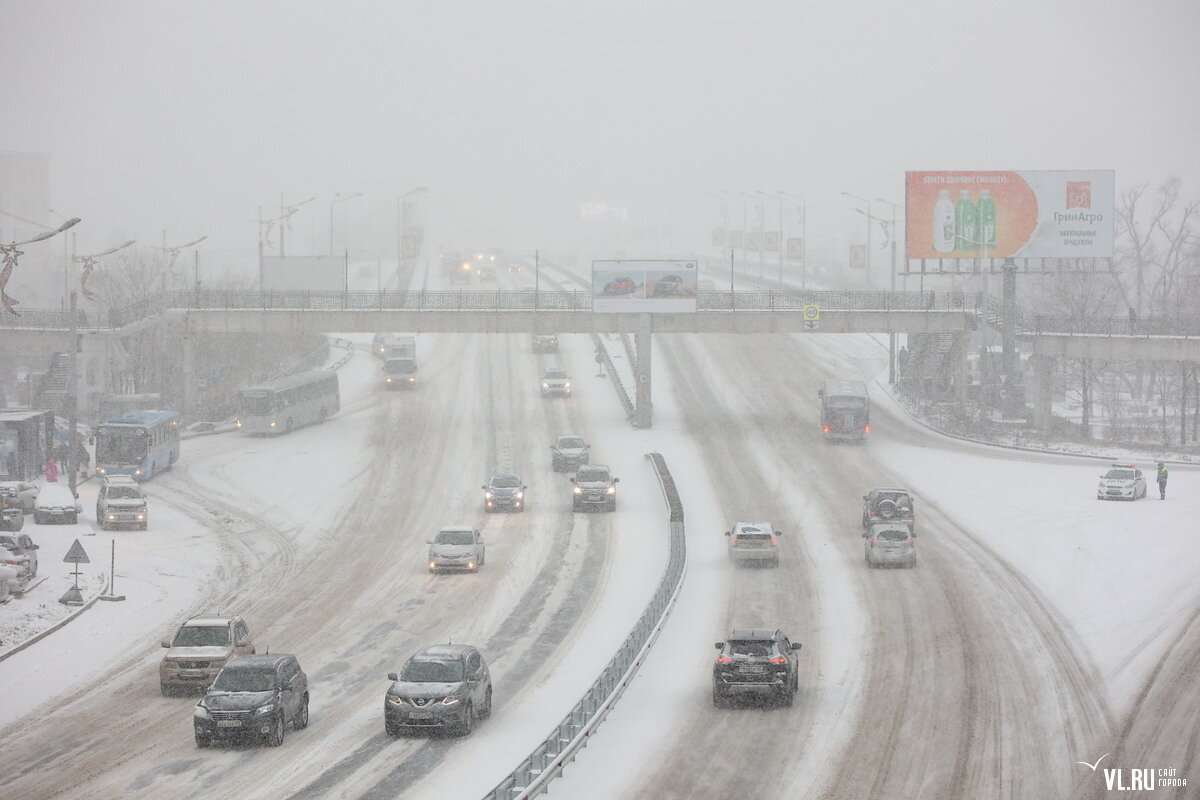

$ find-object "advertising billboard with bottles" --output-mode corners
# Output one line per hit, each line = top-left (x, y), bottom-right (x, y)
(905, 170), (1114, 259)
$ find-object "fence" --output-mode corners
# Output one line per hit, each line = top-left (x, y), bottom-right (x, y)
(482, 452), (685, 800)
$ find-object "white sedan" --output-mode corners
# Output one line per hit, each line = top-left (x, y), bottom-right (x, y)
(1096, 464), (1147, 501)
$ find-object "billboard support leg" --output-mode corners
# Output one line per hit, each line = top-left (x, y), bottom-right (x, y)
(633, 320), (652, 429)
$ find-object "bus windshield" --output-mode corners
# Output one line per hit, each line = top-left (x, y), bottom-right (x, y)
(96, 428), (148, 465)
(239, 391), (275, 416)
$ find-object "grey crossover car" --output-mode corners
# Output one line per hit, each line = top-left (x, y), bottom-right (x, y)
(571, 464), (619, 512)
(483, 474), (526, 512)
(427, 527), (485, 573)
(193, 654), (309, 747)
(541, 367), (572, 397)
(864, 524), (917, 568)
(550, 435), (590, 472)
(725, 522), (781, 567)
(712, 628), (802, 707)
(160, 615), (256, 695)
(385, 644), (492, 736)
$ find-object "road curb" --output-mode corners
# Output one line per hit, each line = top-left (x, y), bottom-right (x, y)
(0, 590), (104, 664)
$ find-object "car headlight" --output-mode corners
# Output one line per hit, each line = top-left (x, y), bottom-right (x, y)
(485, 491), (493, 498)
(254, 703), (277, 715)
(269, 421), (277, 427)
(107, 514), (117, 520)
(606, 487), (616, 494)
(441, 696), (461, 706)
(564, 381), (571, 388)
(194, 704), (211, 719)
(136, 514), (145, 520)
(516, 491), (524, 499)
(387, 695), (405, 706)
(429, 561), (438, 569)
(386, 377), (393, 383)
(235, 420), (243, 428)
(574, 486), (583, 494)
(543, 382), (550, 388)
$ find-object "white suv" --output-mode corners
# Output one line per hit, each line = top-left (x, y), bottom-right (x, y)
(725, 522), (781, 567)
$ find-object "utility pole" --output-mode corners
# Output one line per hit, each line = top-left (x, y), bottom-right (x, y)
(67, 234), (78, 494)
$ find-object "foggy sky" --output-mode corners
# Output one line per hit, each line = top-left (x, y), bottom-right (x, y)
(3, 0), (1198, 255)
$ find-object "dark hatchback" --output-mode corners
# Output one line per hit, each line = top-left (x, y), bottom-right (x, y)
(193, 654), (309, 748)
(712, 628), (802, 707)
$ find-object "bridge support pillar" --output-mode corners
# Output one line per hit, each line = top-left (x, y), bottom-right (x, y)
(633, 322), (652, 429)
(1034, 354), (1054, 430)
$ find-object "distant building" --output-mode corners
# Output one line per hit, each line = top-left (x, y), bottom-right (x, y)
(0, 151), (51, 243)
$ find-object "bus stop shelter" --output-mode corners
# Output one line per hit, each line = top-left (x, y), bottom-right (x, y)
(0, 409), (54, 481)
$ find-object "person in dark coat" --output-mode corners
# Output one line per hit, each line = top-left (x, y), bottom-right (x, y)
(1157, 462), (1168, 500)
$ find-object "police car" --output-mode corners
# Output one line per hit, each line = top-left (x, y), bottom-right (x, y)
(1096, 463), (1147, 501)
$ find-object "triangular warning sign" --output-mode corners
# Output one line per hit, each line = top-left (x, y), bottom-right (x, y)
(63, 539), (90, 564)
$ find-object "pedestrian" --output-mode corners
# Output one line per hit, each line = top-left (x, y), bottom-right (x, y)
(1157, 462), (1168, 500)
(44, 457), (59, 483)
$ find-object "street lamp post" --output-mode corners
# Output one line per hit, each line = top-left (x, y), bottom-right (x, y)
(278, 195), (316, 258)
(158, 234), (208, 295)
(704, 192), (729, 258)
(878, 197), (904, 385)
(778, 191), (807, 289)
(329, 193), (363, 256)
(396, 186), (429, 291)
(842, 191), (873, 287)
(759, 192), (784, 284)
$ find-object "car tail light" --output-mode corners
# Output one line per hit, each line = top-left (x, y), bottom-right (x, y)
(863, 425), (871, 434)
(907, 538), (915, 544)
(822, 425), (830, 434)
(769, 535), (777, 545)
(869, 539), (877, 548)
(769, 656), (787, 664)
(729, 535), (737, 545)
(716, 655), (732, 664)
(869, 511), (877, 516)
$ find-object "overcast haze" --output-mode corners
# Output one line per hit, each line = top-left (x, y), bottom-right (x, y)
(4, 0), (1199, 253)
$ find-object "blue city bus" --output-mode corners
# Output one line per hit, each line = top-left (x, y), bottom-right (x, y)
(95, 410), (181, 480)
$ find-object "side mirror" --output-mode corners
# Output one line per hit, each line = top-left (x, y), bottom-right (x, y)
(161, 639), (171, 648)
(29, 543), (39, 550)
(775, 531), (783, 537)
(569, 478), (576, 484)
(387, 672), (399, 682)
(425, 539), (433, 544)
(724, 531), (731, 537)
(714, 642), (725, 650)
(521, 485), (527, 491)
(235, 638), (250, 648)
(612, 477), (620, 483)
(791, 642), (803, 651)
(481, 485), (487, 490)
(862, 495), (869, 501)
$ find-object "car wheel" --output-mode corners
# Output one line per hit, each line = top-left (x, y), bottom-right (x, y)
(293, 695), (309, 730)
(266, 713), (285, 747)
(33, 512), (43, 525)
(284, 418), (294, 435)
(480, 686), (493, 719)
(195, 731), (211, 748)
(457, 702), (475, 736)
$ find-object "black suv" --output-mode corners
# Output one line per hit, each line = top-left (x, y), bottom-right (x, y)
(193, 654), (309, 748)
(385, 644), (492, 736)
(861, 488), (916, 529)
(712, 628), (802, 707)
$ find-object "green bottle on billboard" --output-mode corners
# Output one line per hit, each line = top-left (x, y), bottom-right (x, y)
(978, 189), (997, 250)
(956, 189), (977, 252)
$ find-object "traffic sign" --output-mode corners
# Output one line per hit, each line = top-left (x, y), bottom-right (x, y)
(63, 539), (90, 564)
(803, 304), (821, 321)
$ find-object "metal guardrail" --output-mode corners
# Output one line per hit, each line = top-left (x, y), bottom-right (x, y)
(483, 452), (685, 800)
(1026, 314), (1200, 337)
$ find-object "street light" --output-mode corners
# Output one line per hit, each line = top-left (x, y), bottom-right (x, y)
(0, 216), (80, 316)
(704, 192), (728, 257)
(329, 192), (363, 256)
(396, 186), (429, 290)
(278, 195), (316, 257)
(778, 190), (807, 289)
(758, 192), (784, 284)
(842, 190), (873, 287)
(158, 234), (208, 294)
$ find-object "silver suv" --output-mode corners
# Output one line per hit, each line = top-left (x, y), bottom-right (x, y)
(427, 527), (485, 573)
(385, 644), (492, 736)
(540, 367), (572, 397)
(96, 475), (148, 530)
(160, 615), (257, 695)
(550, 435), (590, 472)
(724, 522), (781, 567)
(571, 465), (619, 512)
(864, 524), (917, 568)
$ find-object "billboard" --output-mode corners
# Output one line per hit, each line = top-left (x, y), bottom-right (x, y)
(764, 231), (780, 252)
(746, 232), (760, 250)
(592, 260), (698, 313)
(730, 230), (744, 248)
(849, 245), (867, 269)
(906, 170), (1114, 258)
(260, 255), (347, 290)
(711, 228), (725, 247)
(787, 237), (804, 260)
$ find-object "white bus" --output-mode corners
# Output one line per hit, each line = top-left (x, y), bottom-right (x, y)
(236, 370), (340, 435)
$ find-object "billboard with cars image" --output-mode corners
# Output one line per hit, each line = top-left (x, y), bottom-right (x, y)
(591, 260), (698, 313)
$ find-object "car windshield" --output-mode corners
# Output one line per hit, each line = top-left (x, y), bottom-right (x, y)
(173, 625), (230, 647)
(435, 529), (475, 545)
(107, 486), (141, 499)
(558, 437), (585, 449)
(211, 669), (275, 692)
(545, 369), (567, 379)
(877, 529), (911, 542)
(490, 475), (520, 488)
(576, 468), (609, 482)
(400, 659), (464, 683)
(729, 641), (773, 658)
(1104, 469), (1135, 480)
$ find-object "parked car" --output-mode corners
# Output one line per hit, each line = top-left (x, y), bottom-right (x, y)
(96, 475), (148, 530)
(651, 274), (683, 297)
(601, 276), (637, 295)
(724, 522), (781, 567)
(384, 644), (492, 736)
(0, 485), (24, 531)
(861, 488), (916, 529)
(482, 474), (526, 512)
(712, 629), (802, 708)
(0, 532), (38, 580)
(1097, 463), (1147, 501)
(550, 435), (590, 472)
(531, 333), (559, 353)
(864, 524), (917, 568)
(0, 481), (37, 514)
(193, 654), (309, 748)
(160, 615), (257, 695)
(570, 465), (619, 512)
(0, 559), (21, 602)
(540, 367), (572, 397)
(33, 485), (81, 525)
(427, 526), (485, 573)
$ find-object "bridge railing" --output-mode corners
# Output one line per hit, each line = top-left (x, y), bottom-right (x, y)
(1026, 314), (1200, 337)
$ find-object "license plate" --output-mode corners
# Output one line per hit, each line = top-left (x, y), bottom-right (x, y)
(181, 670), (205, 677)
(408, 712), (433, 720)
(740, 665), (765, 673)
(216, 720), (242, 728)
